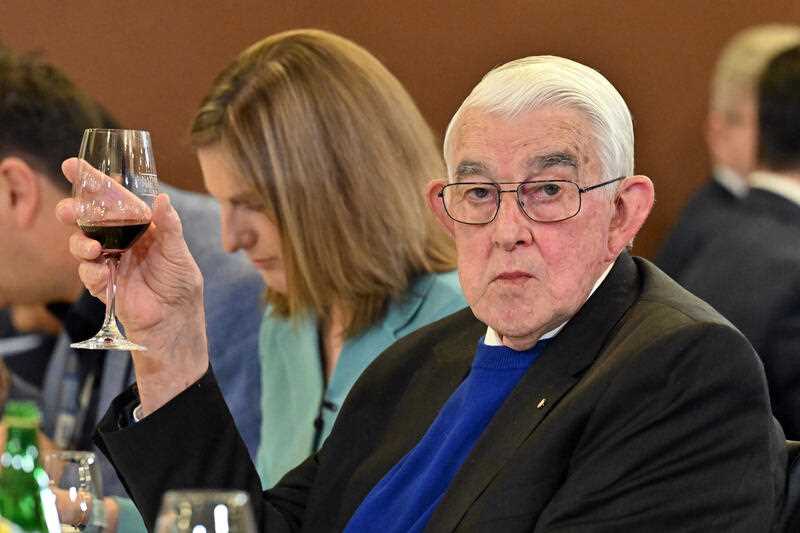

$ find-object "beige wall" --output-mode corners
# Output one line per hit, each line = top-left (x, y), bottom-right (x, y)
(2, 0), (799, 258)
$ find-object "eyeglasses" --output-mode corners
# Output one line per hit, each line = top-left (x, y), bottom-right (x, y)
(437, 176), (625, 225)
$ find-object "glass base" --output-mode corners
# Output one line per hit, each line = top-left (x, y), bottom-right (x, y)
(71, 335), (147, 351)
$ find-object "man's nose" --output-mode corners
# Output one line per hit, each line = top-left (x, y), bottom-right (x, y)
(492, 191), (534, 250)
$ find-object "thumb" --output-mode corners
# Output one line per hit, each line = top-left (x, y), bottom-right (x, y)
(61, 157), (80, 185)
(152, 193), (184, 239)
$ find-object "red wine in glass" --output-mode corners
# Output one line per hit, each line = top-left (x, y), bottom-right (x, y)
(79, 220), (151, 256)
(70, 128), (158, 351)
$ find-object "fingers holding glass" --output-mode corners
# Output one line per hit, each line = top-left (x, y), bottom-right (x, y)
(69, 128), (159, 351)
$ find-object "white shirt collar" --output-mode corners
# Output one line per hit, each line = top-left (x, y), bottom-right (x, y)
(484, 262), (615, 347)
(713, 166), (749, 198)
(749, 170), (800, 208)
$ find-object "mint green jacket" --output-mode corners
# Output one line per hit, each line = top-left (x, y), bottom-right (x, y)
(256, 271), (465, 488)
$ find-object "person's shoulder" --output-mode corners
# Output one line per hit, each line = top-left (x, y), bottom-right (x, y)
(636, 257), (738, 327)
(697, 191), (800, 265)
(677, 178), (740, 217)
(624, 258), (758, 365)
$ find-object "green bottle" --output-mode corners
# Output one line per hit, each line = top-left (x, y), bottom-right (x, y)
(0, 402), (58, 533)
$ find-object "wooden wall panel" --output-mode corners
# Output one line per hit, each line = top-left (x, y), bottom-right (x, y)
(2, 0), (799, 258)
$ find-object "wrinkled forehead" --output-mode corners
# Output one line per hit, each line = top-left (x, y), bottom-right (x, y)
(446, 107), (599, 182)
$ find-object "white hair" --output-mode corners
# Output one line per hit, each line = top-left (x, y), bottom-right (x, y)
(443, 56), (634, 187)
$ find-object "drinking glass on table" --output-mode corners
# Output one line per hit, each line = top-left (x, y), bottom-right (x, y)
(70, 128), (159, 351)
(155, 490), (256, 533)
(43, 451), (104, 532)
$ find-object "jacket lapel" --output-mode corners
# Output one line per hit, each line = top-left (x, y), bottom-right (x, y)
(335, 308), (484, 525)
(426, 253), (640, 532)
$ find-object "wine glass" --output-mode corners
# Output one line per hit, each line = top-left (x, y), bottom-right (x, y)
(155, 490), (257, 533)
(70, 128), (159, 351)
(43, 451), (103, 532)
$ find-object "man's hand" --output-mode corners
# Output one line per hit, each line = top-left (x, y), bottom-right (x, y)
(50, 489), (119, 533)
(56, 158), (210, 416)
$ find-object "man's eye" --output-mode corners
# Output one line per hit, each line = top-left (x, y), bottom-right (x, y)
(523, 182), (562, 200)
(464, 186), (494, 201)
(540, 183), (562, 196)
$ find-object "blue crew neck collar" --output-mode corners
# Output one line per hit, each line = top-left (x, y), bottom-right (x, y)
(472, 338), (549, 370)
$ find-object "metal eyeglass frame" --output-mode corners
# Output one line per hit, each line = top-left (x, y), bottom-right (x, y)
(437, 176), (625, 225)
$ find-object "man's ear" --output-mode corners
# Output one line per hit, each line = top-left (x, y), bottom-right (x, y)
(0, 156), (44, 228)
(607, 175), (654, 257)
(425, 179), (455, 237)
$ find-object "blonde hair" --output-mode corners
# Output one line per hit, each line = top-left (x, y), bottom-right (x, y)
(710, 24), (800, 117)
(192, 29), (455, 337)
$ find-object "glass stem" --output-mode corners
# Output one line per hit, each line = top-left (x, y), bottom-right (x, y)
(99, 254), (124, 339)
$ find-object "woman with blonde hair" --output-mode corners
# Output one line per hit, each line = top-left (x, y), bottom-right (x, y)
(192, 29), (464, 488)
(59, 29), (463, 532)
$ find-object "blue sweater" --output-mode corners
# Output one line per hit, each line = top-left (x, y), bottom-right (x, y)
(345, 338), (546, 532)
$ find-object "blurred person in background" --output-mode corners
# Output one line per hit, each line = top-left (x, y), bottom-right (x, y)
(677, 45), (800, 440)
(0, 47), (265, 530)
(656, 24), (800, 278)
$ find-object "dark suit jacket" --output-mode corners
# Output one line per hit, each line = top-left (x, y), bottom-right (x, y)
(655, 178), (743, 279)
(677, 187), (800, 440)
(96, 254), (785, 532)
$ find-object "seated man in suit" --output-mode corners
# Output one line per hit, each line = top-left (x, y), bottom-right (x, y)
(678, 45), (800, 440)
(656, 24), (800, 279)
(0, 48), (264, 530)
(63, 55), (784, 531)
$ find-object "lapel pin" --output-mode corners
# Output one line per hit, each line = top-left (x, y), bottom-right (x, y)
(537, 398), (547, 409)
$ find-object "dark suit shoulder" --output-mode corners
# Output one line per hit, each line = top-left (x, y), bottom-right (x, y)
(655, 179), (743, 278)
(597, 259), (763, 389)
(746, 188), (800, 229)
(636, 258), (738, 327)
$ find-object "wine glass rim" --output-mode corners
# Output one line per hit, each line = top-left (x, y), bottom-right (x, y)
(83, 128), (151, 135)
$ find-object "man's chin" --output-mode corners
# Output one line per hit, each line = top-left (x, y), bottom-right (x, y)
(474, 305), (546, 341)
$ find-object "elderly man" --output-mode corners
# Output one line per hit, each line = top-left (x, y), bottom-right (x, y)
(64, 56), (783, 531)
